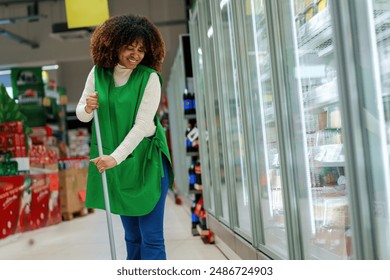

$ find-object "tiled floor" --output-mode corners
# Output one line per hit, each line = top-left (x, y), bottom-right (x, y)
(0, 193), (228, 260)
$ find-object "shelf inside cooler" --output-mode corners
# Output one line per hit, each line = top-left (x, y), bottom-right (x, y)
(297, 8), (390, 59)
(264, 106), (275, 124)
(313, 160), (344, 167)
(379, 57), (390, 78)
(309, 144), (344, 166)
(303, 79), (338, 111)
(375, 10), (390, 43)
(312, 195), (349, 227)
(297, 9), (332, 51)
(261, 70), (271, 82)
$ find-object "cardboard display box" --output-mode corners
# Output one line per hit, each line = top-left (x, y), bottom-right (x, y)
(46, 172), (61, 225)
(59, 167), (88, 219)
(0, 173), (61, 240)
(0, 179), (21, 240)
(28, 174), (50, 231)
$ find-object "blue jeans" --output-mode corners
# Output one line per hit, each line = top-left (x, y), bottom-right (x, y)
(120, 156), (169, 260)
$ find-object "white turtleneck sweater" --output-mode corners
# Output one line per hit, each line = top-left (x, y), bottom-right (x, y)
(76, 65), (161, 165)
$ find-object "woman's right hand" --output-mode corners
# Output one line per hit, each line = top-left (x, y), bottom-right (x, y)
(85, 91), (99, 113)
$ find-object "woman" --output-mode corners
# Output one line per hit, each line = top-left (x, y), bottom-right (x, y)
(76, 14), (174, 260)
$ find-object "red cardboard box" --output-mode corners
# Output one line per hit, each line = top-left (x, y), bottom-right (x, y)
(0, 173), (61, 239)
(0, 176), (23, 239)
(46, 173), (61, 226)
(0, 121), (24, 134)
(30, 162), (61, 226)
(1, 146), (27, 158)
(30, 127), (47, 145)
(28, 174), (50, 231)
(11, 175), (33, 233)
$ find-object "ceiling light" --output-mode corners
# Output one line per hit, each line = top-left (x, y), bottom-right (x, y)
(42, 64), (59, 71)
(0, 19), (14, 25)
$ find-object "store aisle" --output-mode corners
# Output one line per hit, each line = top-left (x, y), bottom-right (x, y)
(0, 193), (227, 260)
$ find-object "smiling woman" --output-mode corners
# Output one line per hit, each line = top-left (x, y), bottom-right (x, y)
(75, 14), (174, 260)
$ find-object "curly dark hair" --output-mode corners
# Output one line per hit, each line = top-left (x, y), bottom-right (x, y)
(90, 14), (166, 72)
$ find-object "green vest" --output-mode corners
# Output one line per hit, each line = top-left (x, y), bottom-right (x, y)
(85, 65), (174, 216)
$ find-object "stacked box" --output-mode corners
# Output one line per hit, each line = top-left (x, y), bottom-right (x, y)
(67, 128), (90, 157)
(29, 143), (62, 228)
(0, 172), (61, 240)
(0, 121), (27, 157)
(29, 126), (47, 145)
(0, 179), (21, 240)
(58, 160), (89, 218)
(46, 172), (61, 225)
(29, 145), (59, 165)
(28, 174), (50, 231)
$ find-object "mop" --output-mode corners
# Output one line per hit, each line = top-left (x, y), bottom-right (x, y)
(93, 110), (117, 260)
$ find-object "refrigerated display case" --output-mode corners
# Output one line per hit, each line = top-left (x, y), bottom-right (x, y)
(186, 0), (390, 260)
(167, 33), (215, 243)
(267, 0), (390, 260)
(166, 42), (188, 198)
(239, 0), (288, 258)
(197, 0), (232, 225)
(326, 0), (390, 259)
(291, 0), (351, 259)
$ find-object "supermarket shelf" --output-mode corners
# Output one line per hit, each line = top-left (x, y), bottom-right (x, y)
(197, 223), (209, 237)
(309, 144), (344, 167)
(379, 58), (390, 78)
(314, 160), (344, 167)
(184, 113), (197, 119)
(297, 8), (390, 58)
(186, 151), (200, 156)
(264, 106), (275, 123)
(189, 189), (203, 195)
(297, 9), (332, 52)
(255, 12), (266, 31)
(261, 70), (271, 82)
(374, 10), (390, 43)
(66, 115), (78, 121)
(303, 79), (338, 111)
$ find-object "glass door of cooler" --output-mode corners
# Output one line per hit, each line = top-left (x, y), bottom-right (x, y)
(370, 0), (390, 258)
(240, 0), (288, 258)
(197, 0), (228, 217)
(214, 0), (252, 237)
(189, 7), (215, 218)
(290, 0), (352, 259)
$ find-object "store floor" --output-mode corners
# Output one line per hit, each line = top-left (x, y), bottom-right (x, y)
(0, 193), (228, 260)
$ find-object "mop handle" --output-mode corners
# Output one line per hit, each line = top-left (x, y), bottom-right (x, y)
(93, 110), (117, 260)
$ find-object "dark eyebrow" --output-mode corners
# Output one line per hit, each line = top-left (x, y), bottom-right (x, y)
(129, 43), (144, 48)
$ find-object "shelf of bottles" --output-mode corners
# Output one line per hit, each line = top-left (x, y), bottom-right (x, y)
(183, 88), (214, 242)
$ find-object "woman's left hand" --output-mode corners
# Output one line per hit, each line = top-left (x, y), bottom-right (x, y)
(90, 155), (117, 173)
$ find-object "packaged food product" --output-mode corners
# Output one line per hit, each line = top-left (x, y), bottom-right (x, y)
(317, 0), (327, 12)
